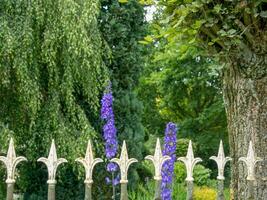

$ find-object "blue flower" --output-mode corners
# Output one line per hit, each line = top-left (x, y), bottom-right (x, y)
(161, 122), (178, 200)
(101, 83), (119, 185)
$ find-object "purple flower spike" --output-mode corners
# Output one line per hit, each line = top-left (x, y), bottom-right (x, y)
(101, 83), (119, 179)
(161, 122), (178, 200)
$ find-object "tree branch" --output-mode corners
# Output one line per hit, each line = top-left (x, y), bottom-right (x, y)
(234, 19), (254, 45)
(200, 27), (226, 49)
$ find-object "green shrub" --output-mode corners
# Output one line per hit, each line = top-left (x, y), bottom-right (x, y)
(174, 163), (211, 186)
(193, 165), (212, 186)
(174, 162), (187, 183)
(176, 139), (197, 157)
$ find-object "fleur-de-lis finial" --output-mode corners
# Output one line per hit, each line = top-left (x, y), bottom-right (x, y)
(75, 140), (103, 184)
(145, 138), (171, 180)
(0, 138), (27, 183)
(210, 140), (232, 180)
(177, 140), (202, 181)
(239, 141), (263, 181)
(38, 140), (67, 184)
(111, 141), (138, 183)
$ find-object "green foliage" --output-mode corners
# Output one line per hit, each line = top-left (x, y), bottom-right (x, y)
(138, 50), (228, 168)
(0, 0), (108, 198)
(99, 0), (148, 186)
(174, 163), (211, 186)
(150, 0), (267, 78)
(129, 181), (187, 200)
(129, 180), (231, 200)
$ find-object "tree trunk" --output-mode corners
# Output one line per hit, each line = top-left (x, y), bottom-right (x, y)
(222, 62), (267, 200)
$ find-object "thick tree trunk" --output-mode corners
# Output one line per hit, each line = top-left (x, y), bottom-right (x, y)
(223, 63), (267, 200)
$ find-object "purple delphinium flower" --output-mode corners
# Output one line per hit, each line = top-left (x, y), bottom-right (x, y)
(161, 122), (178, 200)
(101, 83), (119, 184)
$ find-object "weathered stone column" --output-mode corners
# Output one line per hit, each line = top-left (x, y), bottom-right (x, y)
(0, 138), (27, 200)
(177, 140), (202, 200)
(75, 140), (103, 200)
(145, 138), (170, 200)
(38, 140), (67, 200)
(111, 141), (138, 200)
(210, 140), (232, 200)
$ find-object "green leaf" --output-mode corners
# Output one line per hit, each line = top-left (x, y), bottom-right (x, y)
(118, 0), (128, 3)
(144, 35), (154, 42)
(213, 4), (222, 13)
(138, 40), (149, 45)
(260, 11), (267, 18)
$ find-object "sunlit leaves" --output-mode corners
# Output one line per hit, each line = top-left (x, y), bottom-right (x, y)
(148, 0), (267, 62)
(119, 0), (128, 3)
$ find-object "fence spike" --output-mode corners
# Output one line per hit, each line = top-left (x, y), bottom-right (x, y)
(177, 140), (202, 200)
(238, 141), (262, 181)
(210, 140), (232, 180)
(177, 140), (202, 182)
(145, 138), (171, 181)
(38, 140), (67, 200)
(238, 141), (263, 199)
(111, 141), (138, 200)
(145, 138), (170, 200)
(0, 138), (27, 200)
(76, 140), (103, 200)
(210, 140), (232, 200)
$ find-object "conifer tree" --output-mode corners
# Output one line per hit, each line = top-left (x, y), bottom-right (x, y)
(99, 0), (148, 184)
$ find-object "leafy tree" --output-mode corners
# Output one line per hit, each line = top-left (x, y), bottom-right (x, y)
(99, 0), (148, 187)
(0, 0), (108, 198)
(148, 0), (267, 198)
(138, 48), (228, 168)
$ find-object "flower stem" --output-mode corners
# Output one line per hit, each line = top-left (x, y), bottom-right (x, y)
(112, 172), (116, 200)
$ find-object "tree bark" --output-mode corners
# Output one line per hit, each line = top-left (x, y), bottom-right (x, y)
(222, 62), (267, 200)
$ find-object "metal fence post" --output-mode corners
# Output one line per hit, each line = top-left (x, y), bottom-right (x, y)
(239, 141), (262, 200)
(0, 138), (27, 200)
(111, 141), (138, 200)
(38, 140), (67, 200)
(76, 140), (103, 200)
(177, 140), (202, 200)
(210, 140), (232, 200)
(145, 138), (170, 200)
